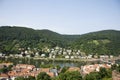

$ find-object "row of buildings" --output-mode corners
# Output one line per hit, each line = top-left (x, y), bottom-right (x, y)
(0, 46), (114, 59)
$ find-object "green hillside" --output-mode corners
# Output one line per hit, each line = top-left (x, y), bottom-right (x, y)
(0, 26), (120, 56)
(71, 30), (120, 55)
(0, 26), (67, 53)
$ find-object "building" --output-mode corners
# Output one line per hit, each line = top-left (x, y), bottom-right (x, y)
(81, 64), (111, 74)
(67, 67), (80, 72)
(112, 70), (120, 80)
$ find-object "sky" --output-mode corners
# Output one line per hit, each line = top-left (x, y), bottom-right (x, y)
(0, 0), (120, 34)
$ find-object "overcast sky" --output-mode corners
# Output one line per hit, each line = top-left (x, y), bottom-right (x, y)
(0, 0), (120, 34)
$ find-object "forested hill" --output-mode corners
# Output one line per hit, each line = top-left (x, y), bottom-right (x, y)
(0, 26), (68, 48)
(0, 26), (120, 55)
(71, 30), (120, 55)
(0, 26), (78, 48)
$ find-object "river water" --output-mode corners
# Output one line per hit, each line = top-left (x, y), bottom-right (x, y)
(1, 57), (101, 68)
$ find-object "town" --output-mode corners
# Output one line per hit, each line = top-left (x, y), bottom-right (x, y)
(0, 46), (120, 80)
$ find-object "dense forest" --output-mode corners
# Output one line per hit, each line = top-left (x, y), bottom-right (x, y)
(0, 26), (120, 56)
(71, 30), (120, 55)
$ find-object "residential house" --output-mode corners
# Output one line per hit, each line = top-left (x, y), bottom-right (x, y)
(67, 67), (80, 72)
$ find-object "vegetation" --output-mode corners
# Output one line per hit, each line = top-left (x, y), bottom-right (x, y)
(60, 66), (69, 73)
(0, 65), (13, 73)
(71, 30), (120, 55)
(84, 67), (112, 80)
(58, 71), (82, 80)
(111, 64), (120, 73)
(37, 72), (51, 80)
(15, 76), (35, 80)
(40, 64), (54, 68)
(0, 26), (120, 56)
(84, 72), (101, 80)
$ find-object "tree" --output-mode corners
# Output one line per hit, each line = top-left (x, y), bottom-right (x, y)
(99, 68), (108, 78)
(59, 71), (82, 80)
(0, 67), (8, 73)
(98, 67), (112, 79)
(116, 65), (120, 73)
(60, 66), (69, 73)
(15, 77), (25, 80)
(56, 65), (61, 70)
(84, 72), (101, 80)
(15, 76), (35, 80)
(111, 64), (117, 70)
(37, 72), (51, 80)
(26, 76), (35, 80)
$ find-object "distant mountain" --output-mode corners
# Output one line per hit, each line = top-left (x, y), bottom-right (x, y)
(0, 26), (120, 55)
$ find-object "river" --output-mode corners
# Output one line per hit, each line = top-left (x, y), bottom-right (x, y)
(0, 57), (102, 68)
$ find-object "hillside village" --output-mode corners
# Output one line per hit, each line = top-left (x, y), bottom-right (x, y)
(0, 46), (115, 60)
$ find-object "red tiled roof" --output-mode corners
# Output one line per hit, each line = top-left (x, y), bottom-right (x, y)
(67, 67), (80, 72)
(0, 73), (9, 78)
(40, 68), (50, 72)
(47, 72), (54, 77)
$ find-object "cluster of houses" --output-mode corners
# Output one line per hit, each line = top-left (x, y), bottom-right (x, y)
(81, 64), (111, 75)
(0, 62), (113, 80)
(47, 46), (87, 59)
(0, 63), (58, 80)
(0, 46), (114, 60)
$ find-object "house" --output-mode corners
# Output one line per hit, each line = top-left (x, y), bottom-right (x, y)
(67, 67), (80, 72)
(70, 56), (74, 59)
(46, 72), (54, 77)
(87, 55), (92, 59)
(40, 68), (50, 72)
(0, 63), (13, 68)
(63, 52), (67, 55)
(15, 64), (35, 70)
(100, 55), (109, 59)
(53, 55), (56, 58)
(0, 73), (10, 80)
(110, 55), (113, 58)
(26, 55), (30, 58)
(66, 50), (72, 53)
(40, 68), (56, 77)
(50, 69), (58, 76)
(65, 55), (69, 59)
(0, 53), (3, 56)
(41, 54), (46, 57)
(81, 64), (111, 75)
(49, 54), (52, 58)
(112, 70), (120, 80)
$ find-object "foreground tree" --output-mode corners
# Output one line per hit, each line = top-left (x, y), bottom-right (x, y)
(15, 77), (25, 80)
(84, 72), (101, 80)
(37, 72), (51, 80)
(59, 71), (82, 80)
(99, 67), (111, 78)
(15, 76), (35, 80)
(84, 68), (112, 80)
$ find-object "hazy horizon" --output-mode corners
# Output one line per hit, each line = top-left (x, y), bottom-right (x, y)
(0, 0), (120, 34)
